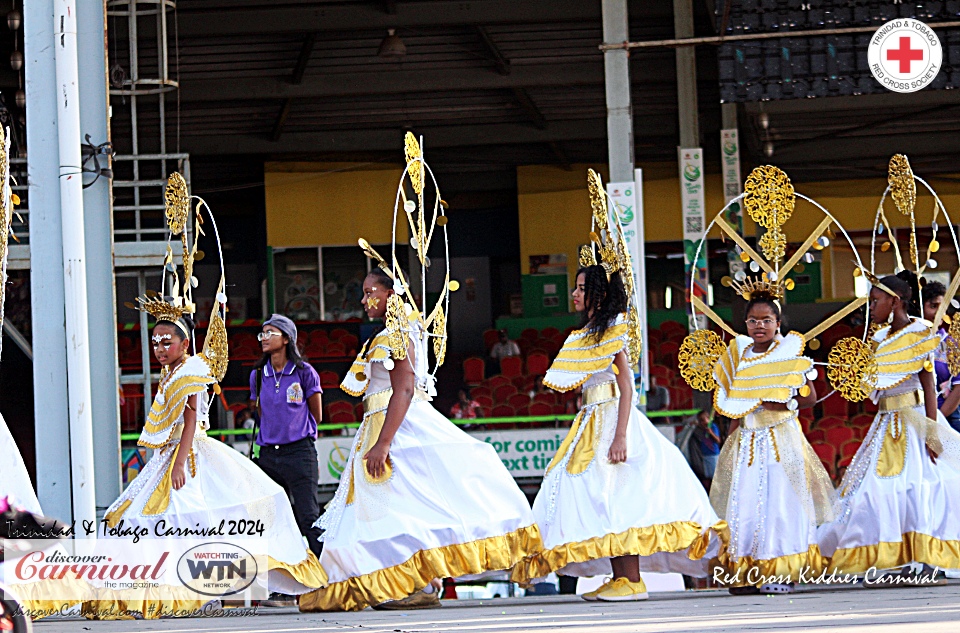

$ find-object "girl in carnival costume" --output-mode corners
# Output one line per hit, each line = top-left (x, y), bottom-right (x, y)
(299, 134), (540, 612)
(511, 170), (725, 602)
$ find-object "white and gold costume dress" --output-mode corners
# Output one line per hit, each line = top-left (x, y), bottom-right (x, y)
(1, 413), (42, 515)
(818, 319), (960, 573)
(300, 323), (541, 612)
(511, 314), (726, 583)
(710, 332), (835, 584)
(103, 354), (326, 601)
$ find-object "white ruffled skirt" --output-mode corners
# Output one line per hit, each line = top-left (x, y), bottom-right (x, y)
(1, 413), (42, 515)
(711, 412), (835, 585)
(103, 431), (325, 595)
(817, 405), (960, 574)
(300, 398), (541, 612)
(512, 398), (726, 582)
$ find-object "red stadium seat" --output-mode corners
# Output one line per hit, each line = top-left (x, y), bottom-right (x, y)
(463, 357), (485, 385)
(526, 352), (550, 377)
(817, 416), (847, 430)
(483, 329), (501, 352)
(529, 402), (553, 416)
(534, 392), (557, 405)
(821, 393), (851, 418)
(541, 326), (561, 341)
(839, 438), (861, 460)
(494, 384), (518, 403)
(508, 393), (531, 409)
(812, 442), (837, 468)
(520, 328), (539, 344)
(473, 395), (494, 408)
(824, 425), (856, 446)
(329, 410), (356, 424)
(806, 429), (826, 443)
(487, 375), (511, 390)
(327, 400), (353, 417)
(329, 328), (350, 341)
(354, 402), (365, 421)
(490, 404), (515, 418)
(657, 341), (680, 368)
(471, 386), (491, 399)
(319, 370), (340, 389)
(500, 355), (523, 378)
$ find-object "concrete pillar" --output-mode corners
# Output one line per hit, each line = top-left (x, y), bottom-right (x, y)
(78, 0), (121, 510)
(601, 0), (634, 181)
(674, 0), (699, 148)
(25, 0), (73, 519)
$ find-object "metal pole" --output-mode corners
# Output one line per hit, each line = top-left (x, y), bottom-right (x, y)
(25, 0), (73, 519)
(78, 0), (122, 509)
(601, 0), (634, 182)
(601, 20), (960, 50)
(55, 0), (97, 525)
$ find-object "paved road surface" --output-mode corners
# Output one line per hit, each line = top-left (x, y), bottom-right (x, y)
(33, 583), (959, 632)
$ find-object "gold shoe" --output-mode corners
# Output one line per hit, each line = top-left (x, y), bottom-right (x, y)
(371, 590), (441, 610)
(595, 577), (649, 602)
(581, 578), (613, 601)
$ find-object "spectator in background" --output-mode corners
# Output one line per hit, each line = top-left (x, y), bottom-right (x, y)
(528, 375), (548, 400)
(923, 280), (960, 432)
(489, 329), (521, 373)
(693, 410), (722, 488)
(249, 314), (323, 562)
(646, 376), (671, 412)
(450, 388), (483, 420)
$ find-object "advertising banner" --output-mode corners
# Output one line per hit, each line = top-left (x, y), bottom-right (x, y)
(678, 148), (708, 331)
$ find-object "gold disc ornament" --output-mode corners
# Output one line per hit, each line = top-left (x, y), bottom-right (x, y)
(826, 337), (878, 402)
(678, 329), (726, 392)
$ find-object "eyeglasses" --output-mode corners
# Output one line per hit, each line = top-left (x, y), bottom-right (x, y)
(745, 318), (777, 328)
(257, 331), (283, 341)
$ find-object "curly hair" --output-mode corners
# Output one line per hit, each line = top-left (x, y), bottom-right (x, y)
(744, 293), (781, 321)
(577, 265), (628, 342)
(923, 279), (947, 303)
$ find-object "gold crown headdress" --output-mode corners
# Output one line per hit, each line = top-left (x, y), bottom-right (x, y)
(872, 154), (960, 332)
(0, 126), (19, 360)
(356, 133), (457, 373)
(578, 169), (643, 367)
(681, 164), (872, 395)
(125, 173), (230, 383)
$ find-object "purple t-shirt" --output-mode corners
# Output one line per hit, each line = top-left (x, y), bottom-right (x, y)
(934, 330), (960, 408)
(249, 361), (322, 446)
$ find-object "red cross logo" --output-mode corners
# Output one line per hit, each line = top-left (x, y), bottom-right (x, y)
(886, 36), (924, 73)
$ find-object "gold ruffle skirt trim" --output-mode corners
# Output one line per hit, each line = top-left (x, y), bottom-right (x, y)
(510, 520), (729, 583)
(299, 524), (542, 612)
(827, 531), (960, 575)
(17, 551), (326, 620)
(715, 544), (827, 586)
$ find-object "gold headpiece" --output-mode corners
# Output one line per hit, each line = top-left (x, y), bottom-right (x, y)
(127, 174), (230, 382)
(682, 163), (872, 391)
(728, 276), (785, 301)
(0, 126), (18, 360)
(871, 154), (960, 331)
(582, 169), (622, 279)
(357, 133), (454, 371)
(580, 168), (643, 366)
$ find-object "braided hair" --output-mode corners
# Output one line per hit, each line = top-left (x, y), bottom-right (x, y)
(577, 265), (628, 342)
(879, 273), (916, 317)
(366, 266), (393, 288)
(895, 270), (922, 317)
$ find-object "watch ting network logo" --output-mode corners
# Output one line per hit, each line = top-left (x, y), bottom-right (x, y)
(868, 18), (942, 94)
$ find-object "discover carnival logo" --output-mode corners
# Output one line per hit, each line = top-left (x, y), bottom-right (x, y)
(868, 18), (942, 94)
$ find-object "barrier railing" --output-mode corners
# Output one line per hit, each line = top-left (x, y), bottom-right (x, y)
(118, 409), (699, 442)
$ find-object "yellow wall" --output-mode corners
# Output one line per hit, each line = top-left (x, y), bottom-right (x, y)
(264, 162), (407, 247)
(517, 163), (960, 295)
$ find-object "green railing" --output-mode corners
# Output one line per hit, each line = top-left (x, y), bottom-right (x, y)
(118, 409), (699, 442)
